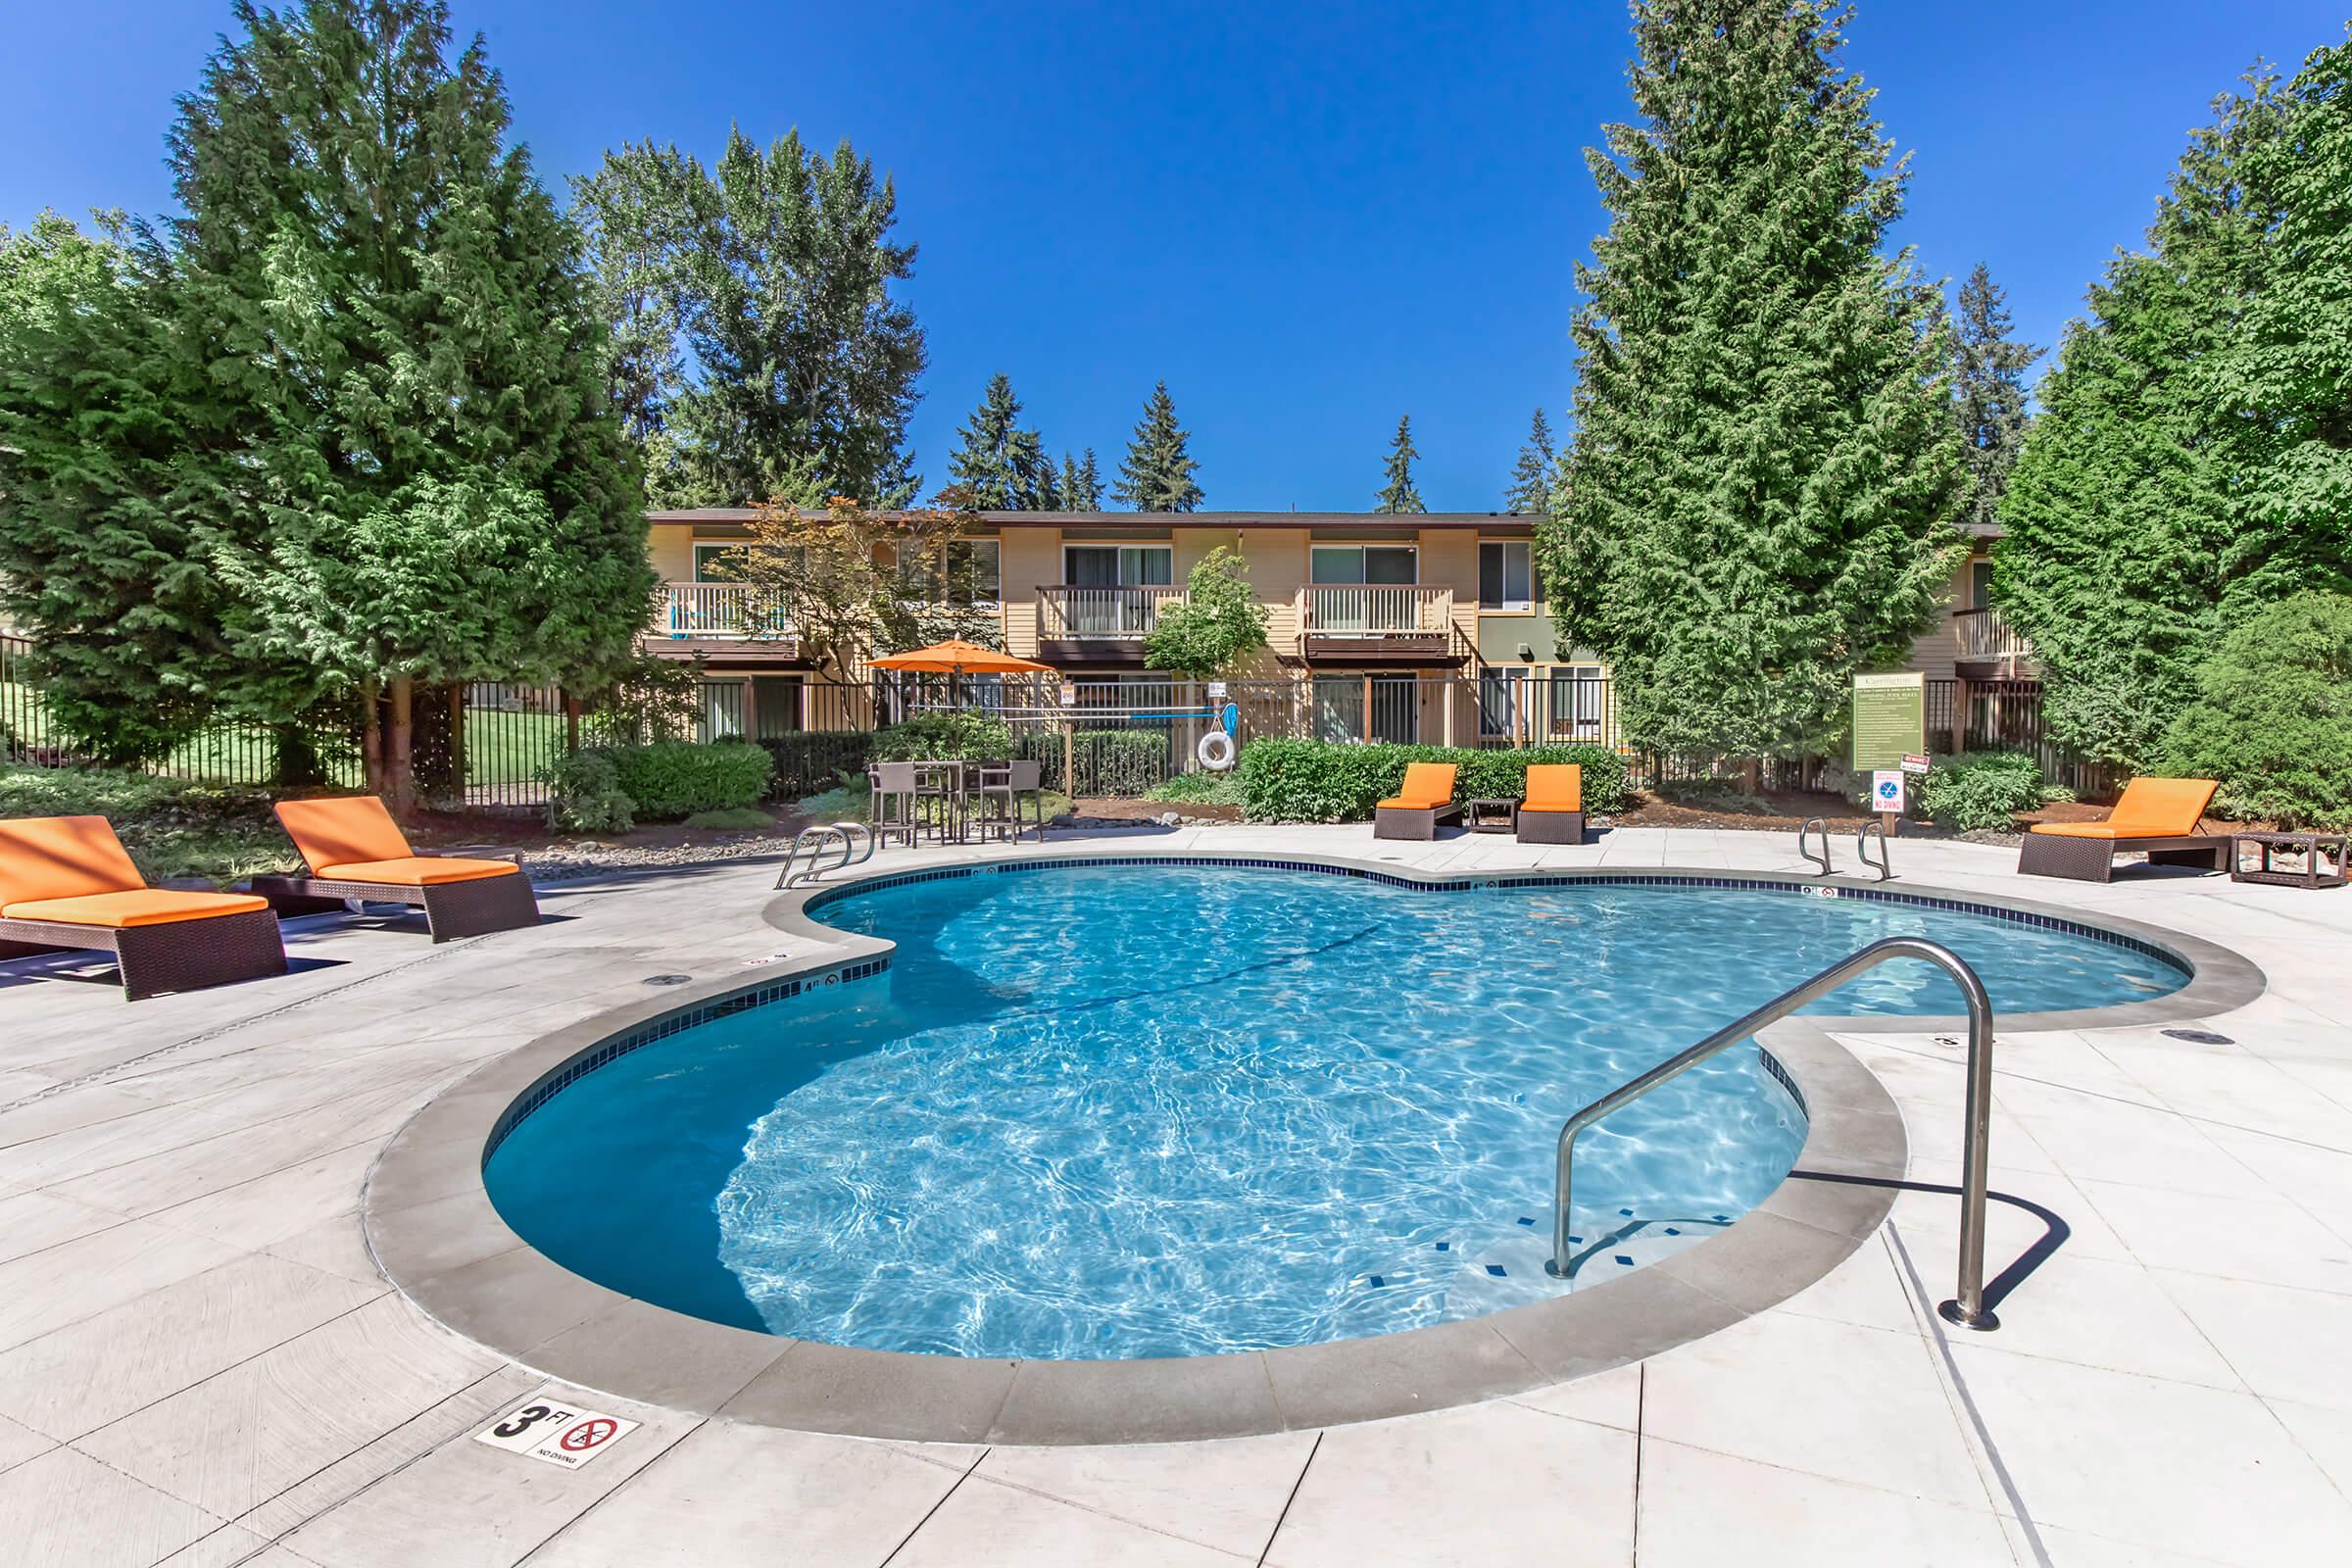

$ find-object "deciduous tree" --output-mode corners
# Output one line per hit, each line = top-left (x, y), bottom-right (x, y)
(1539, 0), (1966, 763)
(1144, 547), (1271, 678)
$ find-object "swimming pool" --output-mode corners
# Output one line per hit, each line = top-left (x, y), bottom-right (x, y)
(484, 863), (2186, 1360)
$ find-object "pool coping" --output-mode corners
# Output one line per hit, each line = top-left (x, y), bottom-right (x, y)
(361, 849), (2262, 1445)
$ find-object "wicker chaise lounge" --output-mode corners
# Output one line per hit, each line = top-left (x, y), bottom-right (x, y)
(254, 797), (541, 942)
(1516, 763), (1587, 845)
(0, 815), (287, 1000)
(1373, 762), (1461, 841)
(2018, 776), (2228, 883)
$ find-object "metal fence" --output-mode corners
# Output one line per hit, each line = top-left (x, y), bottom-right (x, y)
(5, 631), (2114, 806)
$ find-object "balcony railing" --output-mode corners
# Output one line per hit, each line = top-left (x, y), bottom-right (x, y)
(1952, 606), (2033, 663)
(1297, 584), (1455, 638)
(1037, 584), (1187, 640)
(649, 581), (792, 640)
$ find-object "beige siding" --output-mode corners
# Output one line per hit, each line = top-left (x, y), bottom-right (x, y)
(1239, 528), (1308, 659)
(1900, 556), (1975, 680)
(999, 529), (1061, 659)
(648, 523), (695, 583)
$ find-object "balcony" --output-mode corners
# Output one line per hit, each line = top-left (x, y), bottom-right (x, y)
(1296, 584), (1457, 664)
(1036, 584), (1187, 665)
(639, 582), (800, 662)
(1952, 606), (2034, 673)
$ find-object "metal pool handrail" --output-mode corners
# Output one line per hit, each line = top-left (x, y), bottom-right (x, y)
(776, 822), (874, 890)
(1857, 818), (1893, 881)
(1544, 936), (2000, 1331)
(1797, 817), (1832, 875)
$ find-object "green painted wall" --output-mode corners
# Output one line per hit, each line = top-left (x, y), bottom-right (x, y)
(1476, 613), (1560, 663)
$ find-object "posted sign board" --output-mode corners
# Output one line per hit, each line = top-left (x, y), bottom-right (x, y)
(1852, 673), (1926, 777)
(1871, 771), (1906, 814)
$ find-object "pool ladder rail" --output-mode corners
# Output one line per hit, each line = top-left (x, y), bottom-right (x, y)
(1544, 936), (2000, 1332)
(1798, 817), (1893, 881)
(776, 822), (876, 890)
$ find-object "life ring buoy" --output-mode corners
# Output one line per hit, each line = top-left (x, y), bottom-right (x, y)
(1197, 730), (1237, 771)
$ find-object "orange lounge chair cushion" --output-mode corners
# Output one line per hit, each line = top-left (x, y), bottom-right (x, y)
(2029, 777), (2218, 841)
(276, 797), (414, 874)
(314, 856), (519, 887)
(3, 889), (269, 928)
(1523, 764), (1583, 813)
(1378, 762), (1458, 810)
(0, 815), (147, 906)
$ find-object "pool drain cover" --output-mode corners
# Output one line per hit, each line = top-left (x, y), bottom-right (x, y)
(643, 973), (693, 987)
(2161, 1028), (2234, 1046)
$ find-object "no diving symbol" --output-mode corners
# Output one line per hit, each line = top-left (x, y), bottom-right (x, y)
(560, 1417), (618, 1453)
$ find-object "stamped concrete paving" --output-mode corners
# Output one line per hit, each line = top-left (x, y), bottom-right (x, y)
(1, 824), (2348, 1565)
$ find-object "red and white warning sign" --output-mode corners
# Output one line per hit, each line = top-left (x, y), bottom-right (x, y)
(473, 1399), (639, 1469)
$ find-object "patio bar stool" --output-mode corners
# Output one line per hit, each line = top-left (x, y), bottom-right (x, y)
(868, 761), (922, 850)
(978, 759), (1048, 843)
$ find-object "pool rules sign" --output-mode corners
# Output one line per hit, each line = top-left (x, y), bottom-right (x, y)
(474, 1399), (638, 1468)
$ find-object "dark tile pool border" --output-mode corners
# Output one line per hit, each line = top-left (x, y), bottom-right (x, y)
(362, 847), (2261, 1445)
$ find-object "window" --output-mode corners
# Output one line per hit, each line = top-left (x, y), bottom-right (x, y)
(1546, 663), (1607, 740)
(1063, 545), (1173, 587)
(949, 539), (1001, 604)
(1969, 559), (1993, 611)
(1479, 541), (1534, 611)
(1309, 545), (1416, 585)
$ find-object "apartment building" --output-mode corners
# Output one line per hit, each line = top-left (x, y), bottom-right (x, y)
(638, 508), (2032, 747)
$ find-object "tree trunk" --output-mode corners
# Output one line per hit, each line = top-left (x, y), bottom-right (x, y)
(385, 675), (416, 819)
(362, 677), (384, 797)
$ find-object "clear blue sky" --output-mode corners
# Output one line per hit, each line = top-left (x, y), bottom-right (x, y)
(6, 2), (2345, 511)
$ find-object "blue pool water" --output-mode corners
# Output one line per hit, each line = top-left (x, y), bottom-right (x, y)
(485, 865), (2185, 1358)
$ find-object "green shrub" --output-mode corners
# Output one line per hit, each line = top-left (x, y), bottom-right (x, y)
(1236, 741), (1631, 822)
(1915, 751), (2044, 833)
(1147, 769), (1246, 807)
(1024, 729), (1170, 796)
(607, 740), (774, 820)
(2164, 592), (2352, 830)
(871, 710), (1012, 763)
(759, 731), (873, 800)
(541, 749), (633, 834)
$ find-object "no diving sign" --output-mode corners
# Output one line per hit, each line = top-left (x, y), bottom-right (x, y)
(474, 1399), (639, 1469)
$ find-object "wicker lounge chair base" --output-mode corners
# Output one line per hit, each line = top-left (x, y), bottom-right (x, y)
(249, 868), (541, 942)
(1517, 809), (1587, 846)
(0, 908), (287, 1001)
(1374, 803), (1462, 841)
(2017, 833), (2230, 883)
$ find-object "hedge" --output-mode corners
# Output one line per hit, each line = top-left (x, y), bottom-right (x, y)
(760, 731), (873, 801)
(1914, 751), (2047, 833)
(605, 740), (773, 820)
(1021, 728), (1171, 797)
(1237, 740), (1630, 822)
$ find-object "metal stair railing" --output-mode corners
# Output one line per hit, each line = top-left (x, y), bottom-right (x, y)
(1544, 936), (2000, 1331)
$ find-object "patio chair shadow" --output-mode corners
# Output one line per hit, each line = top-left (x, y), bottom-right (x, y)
(1788, 1168), (2070, 1313)
(0, 951), (347, 991)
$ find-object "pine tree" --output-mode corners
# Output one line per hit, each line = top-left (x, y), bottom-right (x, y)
(576, 127), (926, 507)
(1951, 264), (2040, 533)
(0, 213), (239, 762)
(1539, 0), (1967, 763)
(1113, 382), (1203, 511)
(1994, 65), (2331, 767)
(1377, 415), (1426, 513)
(946, 373), (1054, 510)
(170, 0), (653, 812)
(1057, 448), (1104, 511)
(1503, 408), (1557, 514)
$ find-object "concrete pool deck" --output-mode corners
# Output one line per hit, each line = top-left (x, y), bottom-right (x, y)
(1, 823), (2349, 1565)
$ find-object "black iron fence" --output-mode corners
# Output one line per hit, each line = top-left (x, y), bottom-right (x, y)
(4, 632), (2113, 806)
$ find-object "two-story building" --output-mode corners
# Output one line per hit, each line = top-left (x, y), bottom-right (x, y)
(638, 507), (2034, 752)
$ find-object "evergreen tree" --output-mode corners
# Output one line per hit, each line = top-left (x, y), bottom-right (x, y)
(1503, 407), (1557, 514)
(1057, 448), (1104, 510)
(0, 213), (238, 761)
(1950, 264), (2040, 533)
(1540, 0), (1967, 763)
(575, 128), (925, 507)
(1993, 60), (2347, 767)
(171, 0), (653, 812)
(1113, 381), (1203, 511)
(1376, 415), (1425, 513)
(946, 373), (1055, 510)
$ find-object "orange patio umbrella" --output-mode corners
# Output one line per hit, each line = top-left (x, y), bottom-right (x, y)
(868, 638), (1055, 675)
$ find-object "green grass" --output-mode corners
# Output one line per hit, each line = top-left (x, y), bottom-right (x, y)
(0, 765), (299, 886)
(1145, 769), (1245, 807)
(682, 807), (776, 831)
(466, 708), (569, 785)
